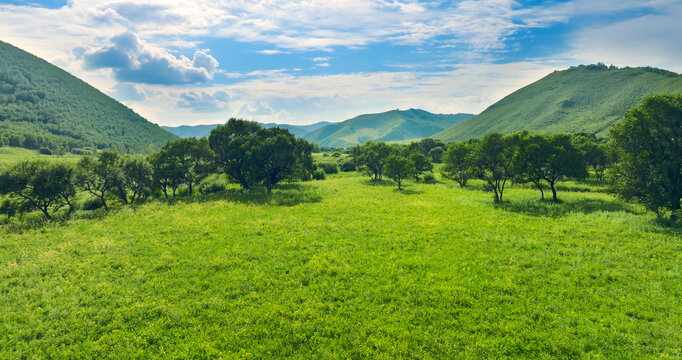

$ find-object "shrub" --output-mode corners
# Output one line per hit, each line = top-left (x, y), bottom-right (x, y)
(313, 168), (326, 180)
(339, 159), (356, 172)
(317, 162), (339, 174)
(38, 147), (52, 155)
(331, 151), (342, 158)
(81, 197), (104, 211)
(199, 175), (227, 194)
(422, 172), (437, 183)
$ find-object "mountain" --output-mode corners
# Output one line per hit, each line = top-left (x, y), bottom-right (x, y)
(304, 109), (474, 148)
(435, 64), (682, 142)
(0, 40), (176, 152)
(163, 121), (332, 139)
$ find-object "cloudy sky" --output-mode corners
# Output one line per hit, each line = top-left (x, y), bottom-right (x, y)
(1, 0), (681, 126)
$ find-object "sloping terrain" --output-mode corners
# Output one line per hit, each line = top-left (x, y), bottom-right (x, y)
(435, 64), (682, 141)
(0, 40), (176, 152)
(163, 121), (332, 139)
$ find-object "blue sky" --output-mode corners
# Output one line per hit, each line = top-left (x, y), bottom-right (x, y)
(1, 0), (681, 126)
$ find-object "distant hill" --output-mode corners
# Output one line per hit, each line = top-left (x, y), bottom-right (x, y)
(435, 64), (682, 142)
(163, 121), (332, 139)
(304, 109), (474, 148)
(0, 40), (176, 152)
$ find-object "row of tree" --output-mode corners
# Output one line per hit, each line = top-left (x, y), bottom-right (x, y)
(0, 119), (314, 219)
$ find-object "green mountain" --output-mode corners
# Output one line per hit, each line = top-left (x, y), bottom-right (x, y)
(435, 64), (682, 142)
(304, 109), (474, 148)
(0, 40), (176, 152)
(163, 121), (332, 139)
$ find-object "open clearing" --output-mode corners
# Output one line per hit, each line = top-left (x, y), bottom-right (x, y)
(1, 174), (680, 358)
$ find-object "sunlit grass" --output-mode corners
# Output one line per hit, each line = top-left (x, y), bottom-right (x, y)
(1, 174), (680, 358)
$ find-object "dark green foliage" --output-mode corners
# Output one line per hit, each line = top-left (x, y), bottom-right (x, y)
(339, 159), (356, 172)
(313, 168), (326, 180)
(422, 172), (436, 183)
(474, 133), (521, 203)
(306, 109), (473, 148)
(317, 162), (339, 174)
(209, 118), (262, 189)
(441, 142), (476, 187)
(513, 134), (588, 201)
(383, 154), (416, 190)
(75, 150), (123, 210)
(428, 146), (444, 163)
(0, 160), (74, 218)
(198, 175), (227, 194)
(573, 134), (611, 181)
(610, 93), (682, 220)
(122, 157), (154, 203)
(160, 138), (214, 196)
(149, 149), (184, 198)
(350, 141), (393, 180)
(0, 41), (176, 152)
(38, 147), (52, 155)
(436, 65), (682, 142)
(410, 152), (432, 180)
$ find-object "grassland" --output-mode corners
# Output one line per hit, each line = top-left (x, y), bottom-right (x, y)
(0, 146), (80, 165)
(1, 172), (681, 358)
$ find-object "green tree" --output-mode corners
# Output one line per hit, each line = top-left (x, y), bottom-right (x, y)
(428, 146), (444, 163)
(351, 141), (393, 180)
(75, 150), (122, 210)
(122, 157), (153, 203)
(0, 160), (74, 219)
(209, 118), (261, 190)
(410, 152), (433, 180)
(251, 127), (306, 193)
(383, 154), (416, 190)
(441, 142), (475, 187)
(474, 133), (520, 203)
(149, 149), (183, 198)
(162, 138), (214, 196)
(610, 93), (682, 220)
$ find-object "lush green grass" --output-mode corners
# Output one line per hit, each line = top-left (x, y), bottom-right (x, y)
(0, 146), (80, 165)
(1, 173), (681, 358)
(306, 109), (473, 148)
(435, 65), (682, 141)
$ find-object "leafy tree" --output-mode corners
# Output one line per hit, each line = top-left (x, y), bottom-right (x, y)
(441, 142), (475, 187)
(149, 149), (183, 198)
(122, 157), (153, 203)
(610, 93), (682, 220)
(573, 134), (610, 181)
(209, 118), (261, 189)
(162, 138), (214, 195)
(251, 127), (305, 193)
(383, 154), (416, 190)
(428, 146), (444, 163)
(474, 133), (520, 203)
(351, 141), (393, 180)
(410, 152), (433, 180)
(0, 160), (74, 219)
(75, 150), (123, 210)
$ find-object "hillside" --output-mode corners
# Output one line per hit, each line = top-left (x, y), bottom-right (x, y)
(163, 121), (332, 139)
(435, 64), (682, 142)
(305, 109), (474, 148)
(0, 40), (176, 152)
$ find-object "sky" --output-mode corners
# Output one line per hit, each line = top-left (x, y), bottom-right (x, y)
(1, 0), (681, 126)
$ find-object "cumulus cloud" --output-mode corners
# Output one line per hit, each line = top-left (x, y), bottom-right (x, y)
(177, 90), (231, 112)
(81, 32), (219, 85)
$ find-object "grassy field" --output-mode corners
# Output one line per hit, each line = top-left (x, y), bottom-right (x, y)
(1, 173), (681, 358)
(0, 146), (80, 165)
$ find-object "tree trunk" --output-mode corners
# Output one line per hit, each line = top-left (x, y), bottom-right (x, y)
(99, 195), (108, 211)
(39, 206), (51, 219)
(550, 181), (557, 202)
(397, 179), (402, 190)
(535, 182), (544, 200)
(266, 180), (272, 194)
(188, 182), (193, 196)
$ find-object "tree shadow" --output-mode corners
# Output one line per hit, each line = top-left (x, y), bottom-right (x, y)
(171, 183), (323, 207)
(497, 197), (642, 218)
(362, 179), (395, 187)
(394, 187), (425, 195)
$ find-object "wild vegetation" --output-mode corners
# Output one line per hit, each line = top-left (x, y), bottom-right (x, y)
(435, 64), (682, 142)
(0, 41), (176, 153)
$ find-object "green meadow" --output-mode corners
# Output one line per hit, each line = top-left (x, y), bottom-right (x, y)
(0, 146), (80, 165)
(1, 172), (680, 358)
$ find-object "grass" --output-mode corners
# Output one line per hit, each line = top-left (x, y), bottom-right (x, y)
(0, 146), (80, 165)
(1, 173), (681, 358)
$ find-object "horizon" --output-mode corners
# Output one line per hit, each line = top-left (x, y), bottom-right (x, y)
(1, 0), (681, 126)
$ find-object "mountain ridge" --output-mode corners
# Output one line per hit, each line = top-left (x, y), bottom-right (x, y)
(163, 121), (333, 139)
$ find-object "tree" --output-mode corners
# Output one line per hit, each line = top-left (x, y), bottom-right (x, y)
(251, 127), (307, 193)
(162, 138), (214, 195)
(441, 142), (475, 187)
(428, 146), (444, 163)
(209, 118), (261, 190)
(383, 154), (416, 190)
(410, 152), (433, 180)
(610, 93), (682, 220)
(75, 150), (123, 210)
(122, 157), (153, 203)
(351, 141), (393, 180)
(149, 149), (183, 198)
(0, 160), (74, 219)
(474, 133), (520, 203)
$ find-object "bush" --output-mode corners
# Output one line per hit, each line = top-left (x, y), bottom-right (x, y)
(199, 175), (227, 194)
(339, 159), (356, 172)
(317, 162), (339, 174)
(81, 197), (104, 211)
(38, 147), (53, 155)
(331, 151), (342, 158)
(313, 168), (326, 180)
(422, 172), (437, 183)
